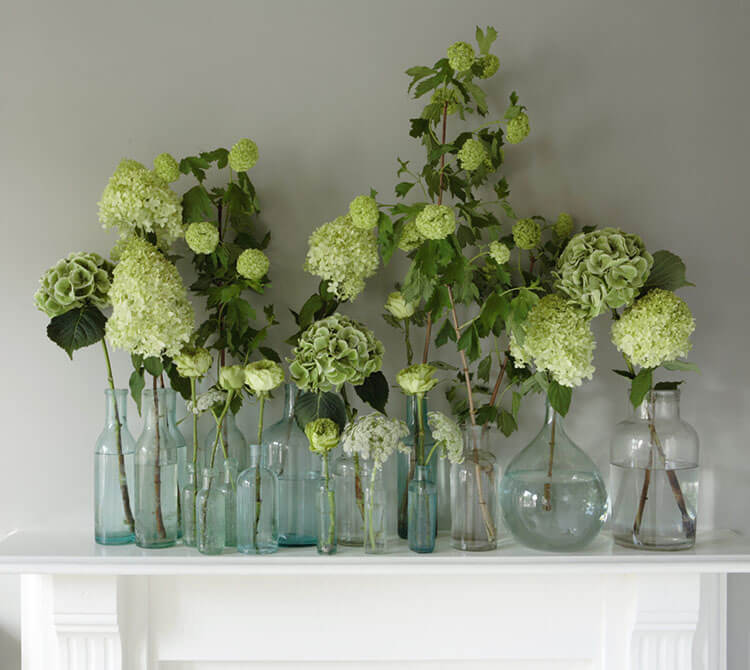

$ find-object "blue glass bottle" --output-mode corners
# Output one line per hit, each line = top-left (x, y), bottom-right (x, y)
(165, 389), (188, 539)
(408, 465), (437, 553)
(237, 444), (279, 554)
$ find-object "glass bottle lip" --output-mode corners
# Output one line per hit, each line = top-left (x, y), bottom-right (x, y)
(104, 388), (128, 396)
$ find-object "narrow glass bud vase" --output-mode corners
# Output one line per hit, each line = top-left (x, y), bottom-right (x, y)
(202, 412), (248, 473)
(165, 389), (188, 539)
(181, 462), (198, 547)
(450, 426), (497, 551)
(237, 445), (280, 554)
(500, 398), (608, 552)
(364, 467), (387, 554)
(610, 389), (699, 550)
(436, 456), (452, 533)
(408, 465), (437, 553)
(196, 466), (229, 555)
(222, 458), (238, 548)
(134, 388), (179, 548)
(94, 389), (135, 545)
(317, 456), (337, 555)
(334, 453), (365, 546)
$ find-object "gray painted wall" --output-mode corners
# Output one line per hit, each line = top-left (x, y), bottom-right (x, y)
(1, 0), (748, 667)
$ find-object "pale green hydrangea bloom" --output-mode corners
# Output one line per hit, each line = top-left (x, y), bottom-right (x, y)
(342, 413), (409, 470)
(506, 113), (530, 144)
(477, 54), (500, 78)
(244, 360), (284, 394)
(611, 289), (694, 369)
(153, 153), (180, 183)
(427, 411), (464, 464)
(554, 213), (574, 238)
(416, 204), (456, 240)
(431, 88), (460, 115)
(397, 363), (439, 396)
(348, 195), (379, 231)
(219, 364), (246, 391)
(305, 418), (340, 455)
(554, 227), (654, 318)
(510, 294), (595, 388)
(98, 159), (183, 250)
(35, 252), (113, 318)
(384, 291), (415, 319)
(489, 241), (510, 265)
(173, 346), (212, 378)
(513, 218), (541, 250)
(447, 41), (475, 72)
(289, 313), (384, 392)
(228, 138), (258, 171)
(458, 138), (490, 171)
(185, 221), (219, 255)
(398, 219), (424, 252)
(304, 215), (379, 302)
(106, 237), (194, 358)
(237, 248), (269, 280)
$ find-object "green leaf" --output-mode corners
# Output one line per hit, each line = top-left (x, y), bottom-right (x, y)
(612, 368), (636, 379)
(477, 355), (492, 382)
(181, 185), (215, 223)
(504, 105), (521, 120)
(179, 155), (211, 182)
(464, 82), (487, 114)
(498, 408), (517, 437)
(661, 360), (700, 373)
(294, 391), (347, 432)
(435, 318), (456, 347)
(395, 182), (415, 198)
(129, 368), (145, 415)
(644, 250), (694, 292)
(457, 324), (481, 361)
(413, 73), (445, 98)
(405, 65), (434, 78)
(476, 25), (498, 55)
(630, 368), (653, 408)
(46, 305), (106, 359)
(258, 346), (280, 363)
(548, 381), (572, 417)
(354, 371), (389, 414)
(377, 212), (396, 265)
(165, 363), (191, 401)
(654, 380), (684, 390)
(143, 356), (163, 377)
(511, 391), (522, 420)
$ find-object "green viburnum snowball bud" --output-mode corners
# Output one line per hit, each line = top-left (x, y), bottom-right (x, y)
(415, 204), (456, 240)
(489, 241), (511, 265)
(305, 418), (340, 455)
(554, 213), (574, 238)
(219, 365), (246, 391)
(384, 291), (415, 319)
(228, 138), (259, 172)
(611, 289), (695, 369)
(173, 346), (212, 378)
(398, 219), (424, 252)
(348, 195), (379, 231)
(447, 41), (475, 72)
(431, 88), (460, 115)
(236, 248), (270, 281)
(458, 139), (490, 171)
(244, 359), (285, 394)
(185, 221), (219, 255)
(477, 54), (500, 78)
(397, 363), (439, 396)
(153, 153), (180, 183)
(506, 113), (530, 144)
(513, 218), (541, 250)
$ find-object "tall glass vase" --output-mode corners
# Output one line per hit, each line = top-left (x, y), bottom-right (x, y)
(333, 453), (365, 546)
(364, 466), (387, 554)
(196, 466), (230, 555)
(317, 454), (337, 555)
(436, 456), (452, 533)
(94, 389), (135, 545)
(610, 389), (699, 550)
(499, 397), (608, 552)
(450, 426), (497, 551)
(201, 412), (248, 473)
(165, 389), (188, 538)
(408, 465), (437, 553)
(134, 388), (179, 548)
(237, 444), (280, 554)
(181, 462), (198, 547)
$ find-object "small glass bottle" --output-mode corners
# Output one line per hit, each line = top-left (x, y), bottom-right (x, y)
(134, 388), (179, 548)
(196, 466), (231, 555)
(165, 389), (188, 539)
(333, 453), (365, 546)
(436, 456), (452, 533)
(94, 389), (135, 545)
(201, 412), (248, 473)
(364, 466), (387, 554)
(237, 444), (279, 554)
(181, 462), (198, 547)
(408, 465), (437, 553)
(317, 455), (337, 555)
(222, 457), (238, 548)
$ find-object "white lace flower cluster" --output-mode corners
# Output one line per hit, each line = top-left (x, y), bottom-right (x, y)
(427, 411), (464, 464)
(186, 389), (227, 415)
(342, 413), (409, 470)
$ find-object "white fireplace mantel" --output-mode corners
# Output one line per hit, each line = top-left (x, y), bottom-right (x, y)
(2, 529), (745, 670)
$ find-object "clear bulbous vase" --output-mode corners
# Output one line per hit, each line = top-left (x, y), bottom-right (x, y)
(500, 399), (609, 552)
(201, 412), (248, 473)
(610, 389), (699, 551)
(333, 453), (365, 546)
(237, 445), (280, 554)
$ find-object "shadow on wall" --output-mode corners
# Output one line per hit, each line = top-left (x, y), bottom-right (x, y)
(0, 625), (20, 670)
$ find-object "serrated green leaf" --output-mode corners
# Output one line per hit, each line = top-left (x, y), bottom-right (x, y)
(498, 408), (517, 436)
(504, 105), (521, 120)
(476, 25), (498, 55)
(414, 73), (445, 98)
(477, 355), (492, 382)
(179, 155), (211, 182)
(46, 305), (106, 359)
(644, 250), (693, 291)
(395, 182), (415, 198)
(181, 185), (215, 224)
(548, 381), (572, 417)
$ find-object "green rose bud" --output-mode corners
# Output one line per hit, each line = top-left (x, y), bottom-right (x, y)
(489, 241), (510, 265)
(348, 195), (379, 231)
(236, 248), (269, 281)
(415, 204), (456, 240)
(173, 346), (212, 378)
(447, 41), (475, 72)
(384, 291), (415, 319)
(305, 418), (340, 455)
(153, 153), (180, 183)
(513, 218), (541, 250)
(554, 213), (574, 238)
(506, 112), (530, 144)
(244, 359), (285, 394)
(185, 221), (219, 255)
(228, 138), (259, 172)
(219, 364), (246, 391)
(397, 363), (439, 396)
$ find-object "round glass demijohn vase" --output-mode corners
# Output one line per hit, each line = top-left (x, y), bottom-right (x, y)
(499, 397), (609, 552)
(610, 389), (699, 550)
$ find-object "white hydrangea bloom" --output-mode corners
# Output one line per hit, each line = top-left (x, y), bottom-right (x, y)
(427, 411), (464, 464)
(341, 413), (409, 470)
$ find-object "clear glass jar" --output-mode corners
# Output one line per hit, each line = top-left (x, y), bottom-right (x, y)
(264, 384), (320, 546)
(436, 456), (452, 533)
(196, 466), (230, 555)
(237, 445), (279, 554)
(610, 389), (699, 550)
(181, 462), (198, 547)
(165, 389), (188, 539)
(500, 397), (609, 552)
(317, 454), (337, 555)
(450, 426), (497, 551)
(408, 465), (437, 553)
(222, 458), (238, 548)
(201, 411), (248, 473)
(333, 453), (365, 546)
(364, 466), (387, 554)
(94, 389), (135, 545)
(134, 388), (179, 548)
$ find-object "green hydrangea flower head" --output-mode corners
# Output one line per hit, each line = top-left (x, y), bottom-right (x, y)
(153, 153), (180, 183)
(98, 159), (183, 250)
(513, 218), (541, 250)
(510, 295), (595, 388)
(611, 289), (694, 369)
(304, 215), (379, 302)
(415, 204), (456, 240)
(458, 139), (490, 171)
(398, 219), (424, 252)
(105, 237), (194, 358)
(289, 313), (384, 392)
(237, 248), (270, 281)
(554, 213), (574, 238)
(384, 291), (415, 320)
(397, 363), (439, 396)
(431, 88), (460, 115)
(244, 359), (285, 395)
(348, 195), (379, 231)
(489, 241), (511, 265)
(447, 41), (475, 72)
(173, 346), (212, 378)
(305, 418), (340, 455)
(219, 364), (246, 391)
(506, 113), (530, 144)
(228, 138), (259, 172)
(185, 221), (219, 255)
(477, 54), (500, 78)
(554, 227), (654, 318)
(34, 252), (113, 318)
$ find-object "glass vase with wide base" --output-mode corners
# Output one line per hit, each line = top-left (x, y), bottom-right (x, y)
(499, 398), (608, 552)
(196, 466), (230, 555)
(364, 467), (387, 554)
(237, 445), (280, 555)
(408, 465), (436, 553)
(610, 389), (699, 551)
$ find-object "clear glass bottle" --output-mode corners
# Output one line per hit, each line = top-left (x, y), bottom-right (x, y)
(237, 444), (279, 554)
(610, 389), (699, 550)
(333, 453), (365, 546)
(264, 384), (319, 546)
(134, 388), (179, 548)
(181, 462), (198, 547)
(165, 389), (188, 539)
(201, 411), (248, 473)
(436, 456), (452, 533)
(222, 457), (238, 548)
(94, 389), (135, 545)
(196, 466), (229, 555)
(500, 397), (609, 552)
(317, 455), (337, 555)
(450, 426), (498, 551)
(408, 465), (437, 553)
(398, 395), (437, 539)
(364, 466), (387, 554)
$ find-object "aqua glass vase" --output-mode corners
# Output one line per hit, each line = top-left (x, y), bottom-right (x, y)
(237, 444), (280, 554)
(196, 466), (230, 555)
(94, 389), (135, 545)
(500, 398), (609, 552)
(364, 466), (387, 554)
(181, 462), (198, 547)
(408, 465), (437, 553)
(333, 453), (365, 546)
(264, 384), (319, 546)
(134, 388), (179, 548)
(201, 411), (248, 473)
(165, 389), (188, 539)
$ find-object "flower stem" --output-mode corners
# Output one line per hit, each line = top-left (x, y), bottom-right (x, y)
(190, 379), (198, 466)
(542, 410), (557, 512)
(254, 394), (266, 550)
(404, 319), (414, 366)
(323, 452), (335, 549)
(416, 394), (426, 466)
(152, 375), (166, 540)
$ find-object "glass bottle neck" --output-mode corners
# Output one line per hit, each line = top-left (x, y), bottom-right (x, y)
(283, 383), (297, 418)
(463, 425), (484, 453)
(406, 394), (429, 426)
(165, 388), (177, 422)
(141, 389), (169, 430)
(544, 398), (562, 426)
(104, 389), (127, 427)
(633, 390), (680, 420)
(249, 444), (261, 468)
(414, 465), (430, 481)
